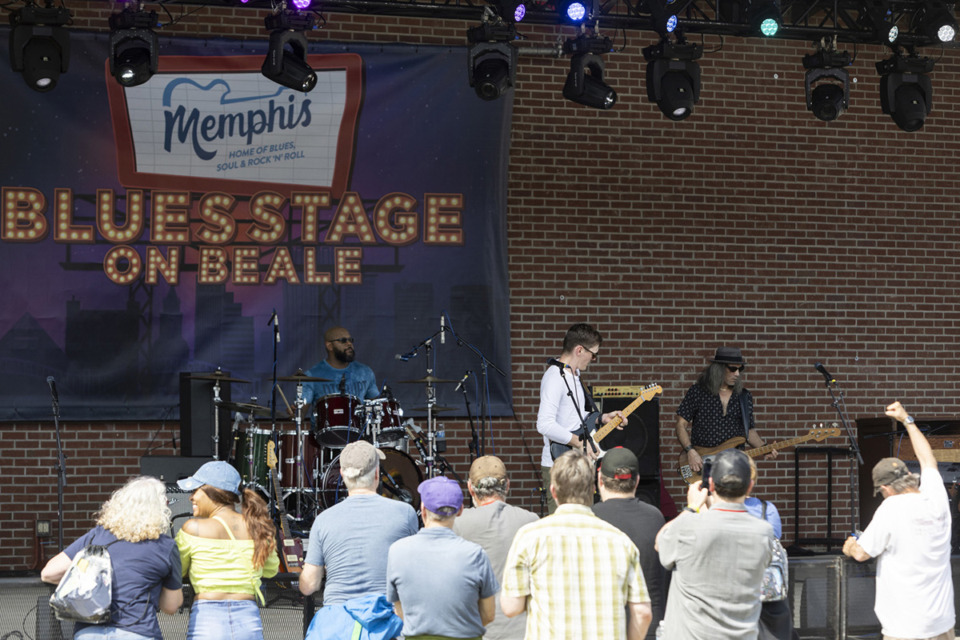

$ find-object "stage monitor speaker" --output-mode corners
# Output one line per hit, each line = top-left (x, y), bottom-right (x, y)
(179, 371), (232, 459)
(141, 455), (214, 536)
(595, 395), (660, 479)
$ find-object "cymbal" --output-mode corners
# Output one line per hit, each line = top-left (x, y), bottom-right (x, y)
(190, 370), (250, 384)
(411, 405), (457, 412)
(399, 375), (458, 384)
(220, 401), (272, 417)
(277, 369), (331, 383)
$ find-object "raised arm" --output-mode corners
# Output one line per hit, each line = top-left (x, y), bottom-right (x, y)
(886, 401), (937, 470)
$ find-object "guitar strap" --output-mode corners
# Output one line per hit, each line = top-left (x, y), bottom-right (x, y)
(739, 391), (751, 441)
(580, 378), (599, 416)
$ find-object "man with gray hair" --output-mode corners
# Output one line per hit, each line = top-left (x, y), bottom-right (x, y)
(300, 440), (418, 602)
(843, 402), (955, 640)
(388, 476), (499, 640)
(453, 456), (538, 640)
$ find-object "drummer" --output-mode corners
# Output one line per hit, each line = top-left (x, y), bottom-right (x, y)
(302, 326), (380, 405)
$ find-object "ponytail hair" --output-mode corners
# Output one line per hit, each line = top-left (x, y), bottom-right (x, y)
(200, 485), (276, 570)
(240, 488), (276, 569)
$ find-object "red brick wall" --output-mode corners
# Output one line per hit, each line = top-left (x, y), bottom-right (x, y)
(4, 2), (960, 570)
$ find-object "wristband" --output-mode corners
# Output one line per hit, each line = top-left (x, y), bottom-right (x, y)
(683, 506), (699, 514)
(683, 445), (693, 453)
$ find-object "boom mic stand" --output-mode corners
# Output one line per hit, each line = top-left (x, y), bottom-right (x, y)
(816, 363), (863, 532)
(47, 377), (66, 552)
(443, 312), (507, 456)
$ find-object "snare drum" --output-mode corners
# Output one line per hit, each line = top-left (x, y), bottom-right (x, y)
(234, 427), (272, 489)
(364, 397), (405, 447)
(320, 448), (423, 510)
(279, 428), (321, 490)
(314, 394), (364, 447)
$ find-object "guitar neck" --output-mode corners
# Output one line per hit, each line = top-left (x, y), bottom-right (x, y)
(746, 433), (816, 458)
(594, 396), (645, 443)
(271, 472), (294, 540)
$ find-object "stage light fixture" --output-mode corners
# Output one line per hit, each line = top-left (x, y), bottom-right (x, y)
(8, 2), (72, 93)
(643, 38), (702, 120)
(876, 53), (935, 131)
(557, 0), (592, 24)
(917, 2), (958, 42)
(748, 0), (782, 36)
(467, 22), (518, 101)
(109, 8), (159, 88)
(563, 53), (616, 109)
(489, 0), (527, 22)
(802, 41), (851, 122)
(261, 11), (318, 93)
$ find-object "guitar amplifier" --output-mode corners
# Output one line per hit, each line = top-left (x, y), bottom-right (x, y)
(592, 386), (660, 480)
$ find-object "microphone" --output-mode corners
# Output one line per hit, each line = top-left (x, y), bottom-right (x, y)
(339, 374), (347, 395)
(47, 376), (59, 404)
(546, 358), (565, 371)
(455, 371), (472, 392)
(440, 314), (445, 345)
(814, 362), (835, 384)
(395, 349), (418, 361)
(267, 310), (279, 343)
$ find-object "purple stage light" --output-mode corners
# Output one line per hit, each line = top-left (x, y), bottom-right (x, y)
(291, 0), (312, 9)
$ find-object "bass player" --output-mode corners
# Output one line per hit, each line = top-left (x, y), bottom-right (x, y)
(536, 323), (626, 514)
(675, 346), (777, 475)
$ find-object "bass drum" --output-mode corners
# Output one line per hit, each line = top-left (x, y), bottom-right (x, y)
(320, 448), (423, 510)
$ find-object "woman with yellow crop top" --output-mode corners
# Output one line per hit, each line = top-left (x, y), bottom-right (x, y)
(174, 461), (279, 640)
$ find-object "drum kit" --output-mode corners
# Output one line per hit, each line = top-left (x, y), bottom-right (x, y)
(188, 366), (463, 533)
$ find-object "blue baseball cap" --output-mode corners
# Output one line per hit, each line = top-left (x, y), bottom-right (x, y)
(418, 476), (463, 515)
(177, 461), (242, 495)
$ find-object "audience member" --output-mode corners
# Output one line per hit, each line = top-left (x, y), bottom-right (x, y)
(656, 448), (773, 640)
(42, 477), (183, 640)
(501, 449), (651, 640)
(388, 476), (499, 640)
(843, 401), (955, 640)
(453, 456), (539, 640)
(593, 447), (666, 640)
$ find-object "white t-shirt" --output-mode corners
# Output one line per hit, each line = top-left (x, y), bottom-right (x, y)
(857, 467), (955, 638)
(536, 364), (589, 467)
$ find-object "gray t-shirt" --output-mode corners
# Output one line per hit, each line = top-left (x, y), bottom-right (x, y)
(305, 493), (418, 605)
(453, 501), (539, 640)
(387, 526), (499, 638)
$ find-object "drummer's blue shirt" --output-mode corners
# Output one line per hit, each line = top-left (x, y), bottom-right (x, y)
(302, 360), (379, 405)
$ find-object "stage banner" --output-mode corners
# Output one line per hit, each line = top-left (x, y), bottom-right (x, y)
(0, 30), (513, 421)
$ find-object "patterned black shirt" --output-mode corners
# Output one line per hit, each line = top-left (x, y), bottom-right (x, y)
(676, 383), (755, 448)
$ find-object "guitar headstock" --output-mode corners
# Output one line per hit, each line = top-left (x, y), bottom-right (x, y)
(809, 425), (842, 441)
(642, 384), (663, 401)
(267, 439), (278, 469)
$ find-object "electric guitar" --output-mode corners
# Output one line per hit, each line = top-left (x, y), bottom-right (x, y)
(550, 384), (662, 460)
(677, 425), (841, 484)
(266, 440), (304, 573)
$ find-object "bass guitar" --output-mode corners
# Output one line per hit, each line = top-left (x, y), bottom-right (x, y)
(550, 384), (662, 460)
(266, 440), (304, 573)
(677, 425), (841, 484)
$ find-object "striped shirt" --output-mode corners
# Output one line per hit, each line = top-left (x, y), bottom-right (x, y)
(501, 503), (649, 640)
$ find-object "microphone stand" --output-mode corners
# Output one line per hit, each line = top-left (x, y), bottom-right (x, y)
(456, 374), (480, 462)
(521, 432), (547, 517)
(821, 375), (863, 532)
(445, 317), (507, 456)
(50, 383), (66, 551)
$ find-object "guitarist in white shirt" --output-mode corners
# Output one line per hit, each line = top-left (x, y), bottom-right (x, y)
(536, 323), (626, 514)
(675, 346), (777, 476)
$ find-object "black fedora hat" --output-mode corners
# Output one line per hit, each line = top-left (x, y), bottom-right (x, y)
(711, 346), (746, 365)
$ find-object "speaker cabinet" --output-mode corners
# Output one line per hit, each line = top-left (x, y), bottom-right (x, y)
(596, 395), (660, 479)
(179, 372), (233, 459)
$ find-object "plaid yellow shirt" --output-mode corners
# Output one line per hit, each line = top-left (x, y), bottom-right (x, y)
(501, 503), (649, 640)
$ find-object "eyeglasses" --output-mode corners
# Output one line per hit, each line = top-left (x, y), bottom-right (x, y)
(331, 337), (355, 344)
(726, 365), (745, 373)
(581, 346), (599, 361)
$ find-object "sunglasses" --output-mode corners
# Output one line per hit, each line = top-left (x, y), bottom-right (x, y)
(331, 337), (355, 344)
(725, 365), (745, 373)
(581, 346), (599, 361)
